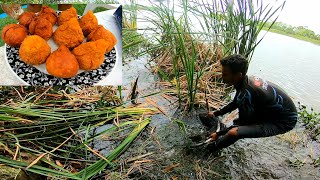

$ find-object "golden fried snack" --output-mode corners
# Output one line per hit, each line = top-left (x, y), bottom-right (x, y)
(79, 10), (98, 36)
(53, 18), (84, 49)
(29, 17), (53, 40)
(87, 25), (117, 53)
(1, 24), (28, 47)
(38, 6), (58, 25)
(72, 39), (109, 70)
(19, 35), (51, 65)
(58, 6), (77, 26)
(18, 12), (36, 28)
(46, 45), (79, 78)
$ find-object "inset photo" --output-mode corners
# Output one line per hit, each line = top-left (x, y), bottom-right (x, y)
(0, 3), (122, 86)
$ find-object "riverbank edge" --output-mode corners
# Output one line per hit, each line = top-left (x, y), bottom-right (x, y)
(263, 27), (320, 46)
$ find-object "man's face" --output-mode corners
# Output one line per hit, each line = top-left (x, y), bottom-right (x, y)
(222, 66), (242, 85)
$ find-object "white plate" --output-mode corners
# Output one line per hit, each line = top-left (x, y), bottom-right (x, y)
(5, 11), (117, 86)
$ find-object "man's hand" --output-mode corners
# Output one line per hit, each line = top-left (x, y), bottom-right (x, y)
(209, 132), (219, 141)
(207, 111), (214, 118)
(208, 110), (219, 118)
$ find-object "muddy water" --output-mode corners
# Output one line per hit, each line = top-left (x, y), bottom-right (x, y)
(225, 125), (320, 179)
(115, 55), (320, 179)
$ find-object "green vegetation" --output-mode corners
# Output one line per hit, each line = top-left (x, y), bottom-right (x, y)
(93, 7), (109, 13)
(287, 158), (305, 168)
(123, 0), (137, 29)
(0, 165), (19, 179)
(314, 157), (320, 167)
(0, 0), (42, 3)
(144, 1), (209, 110)
(298, 104), (320, 139)
(0, 86), (158, 178)
(195, 0), (286, 61)
(0, 7), (4, 14)
(122, 1), (154, 61)
(0, 119), (151, 179)
(263, 22), (320, 45)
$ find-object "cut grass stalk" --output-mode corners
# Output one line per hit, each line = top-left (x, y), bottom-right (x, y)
(76, 118), (151, 179)
(0, 155), (81, 179)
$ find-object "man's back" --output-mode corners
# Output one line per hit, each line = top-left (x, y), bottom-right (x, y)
(235, 76), (297, 124)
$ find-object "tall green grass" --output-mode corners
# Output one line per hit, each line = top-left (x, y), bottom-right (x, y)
(123, 0), (137, 29)
(76, 118), (150, 179)
(127, 0), (286, 110)
(122, 0), (153, 60)
(141, 1), (212, 110)
(188, 0), (286, 61)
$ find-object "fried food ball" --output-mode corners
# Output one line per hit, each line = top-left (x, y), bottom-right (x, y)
(53, 18), (84, 49)
(87, 25), (117, 53)
(18, 12), (36, 28)
(38, 6), (58, 25)
(58, 6), (77, 26)
(29, 17), (53, 40)
(19, 35), (51, 65)
(79, 10), (98, 36)
(46, 45), (79, 78)
(72, 39), (109, 70)
(1, 24), (28, 47)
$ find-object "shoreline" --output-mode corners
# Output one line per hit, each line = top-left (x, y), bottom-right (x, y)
(263, 27), (320, 46)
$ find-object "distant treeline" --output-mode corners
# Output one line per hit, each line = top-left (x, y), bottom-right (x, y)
(264, 21), (320, 41)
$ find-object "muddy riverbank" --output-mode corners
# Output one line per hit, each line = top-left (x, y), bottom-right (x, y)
(103, 56), (320, 179)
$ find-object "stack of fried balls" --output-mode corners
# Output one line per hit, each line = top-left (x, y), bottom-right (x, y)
(1, 6), (117, 78)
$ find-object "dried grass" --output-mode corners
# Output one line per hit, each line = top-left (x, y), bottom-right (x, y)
(152, 39), (230, 110)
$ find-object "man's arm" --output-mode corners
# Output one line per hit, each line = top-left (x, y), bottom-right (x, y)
(213, 100), (237, 116)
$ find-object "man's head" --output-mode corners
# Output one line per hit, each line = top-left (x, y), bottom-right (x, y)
(220, 54), (248, 86)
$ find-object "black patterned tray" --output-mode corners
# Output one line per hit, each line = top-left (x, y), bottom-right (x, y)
(6, 46), (116, 86)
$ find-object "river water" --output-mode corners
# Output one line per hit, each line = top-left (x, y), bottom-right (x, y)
(248, 31), (320, 111)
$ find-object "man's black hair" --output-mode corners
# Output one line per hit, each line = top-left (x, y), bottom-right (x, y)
(220, 54), (249, 75)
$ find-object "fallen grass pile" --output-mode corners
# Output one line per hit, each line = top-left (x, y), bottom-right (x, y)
(0, 86), (158, 179)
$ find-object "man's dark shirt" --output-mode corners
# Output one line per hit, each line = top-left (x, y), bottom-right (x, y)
(215, 75), (297, 125)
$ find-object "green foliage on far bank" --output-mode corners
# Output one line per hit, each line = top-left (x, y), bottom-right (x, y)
(263, 22), (320, 45)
